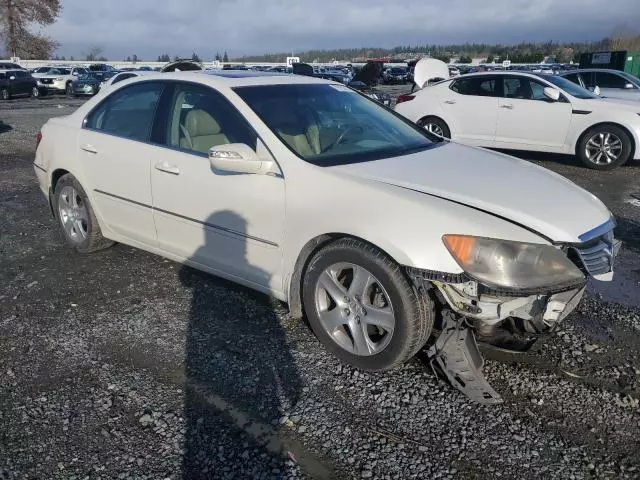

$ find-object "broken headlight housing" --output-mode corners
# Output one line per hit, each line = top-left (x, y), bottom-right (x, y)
(442, 235), (584, 290)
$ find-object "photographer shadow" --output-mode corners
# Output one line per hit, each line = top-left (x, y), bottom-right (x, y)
(180, 210), (302, 478)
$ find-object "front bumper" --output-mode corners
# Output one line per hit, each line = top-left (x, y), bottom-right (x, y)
(36, 80), (66, 92)
(72, 84), (99, 95)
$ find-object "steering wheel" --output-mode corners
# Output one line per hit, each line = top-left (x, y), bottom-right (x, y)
(323, 125), (363, 152)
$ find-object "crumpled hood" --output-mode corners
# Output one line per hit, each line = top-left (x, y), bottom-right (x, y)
(331, 142), (612, 243)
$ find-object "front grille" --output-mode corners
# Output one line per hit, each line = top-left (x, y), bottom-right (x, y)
(572, 230), (614, 276)
(40, 78), (53, 84)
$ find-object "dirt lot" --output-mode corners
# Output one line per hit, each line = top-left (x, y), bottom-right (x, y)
(1, 92), (640, 480)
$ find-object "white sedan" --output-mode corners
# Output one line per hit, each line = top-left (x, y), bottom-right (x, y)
(33, 71), (618, 387)
(395, 71), (640, 170)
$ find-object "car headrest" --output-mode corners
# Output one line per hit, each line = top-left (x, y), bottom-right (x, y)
(184, 109), (221, 136)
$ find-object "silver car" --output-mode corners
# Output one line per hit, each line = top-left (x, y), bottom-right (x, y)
(559, 68), (640, 101)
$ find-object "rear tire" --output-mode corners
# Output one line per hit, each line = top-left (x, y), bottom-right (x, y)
(53, 174), (114, 253)
(302, 238), (434, 371)
(418, 116), (451, 141)
(577, 125), (632, 170)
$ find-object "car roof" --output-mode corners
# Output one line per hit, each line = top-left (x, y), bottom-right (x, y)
(152, 70), (335, 87)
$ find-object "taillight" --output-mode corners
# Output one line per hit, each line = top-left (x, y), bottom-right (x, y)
(396, 94), (415, 105)
(36, 131), (42, 150)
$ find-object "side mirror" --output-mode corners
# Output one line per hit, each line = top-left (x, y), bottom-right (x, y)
(543, 87), (561, 101)
(593, 86), (601, 96)
(209, 143), (273, 175)
(624, 82), (634, 89)
(9, 75), (15, 81)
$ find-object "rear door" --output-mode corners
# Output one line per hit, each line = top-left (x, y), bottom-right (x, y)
(78, 81), (166, 246)
(495, 75), (572, 148)
(441, 75), (500, 145)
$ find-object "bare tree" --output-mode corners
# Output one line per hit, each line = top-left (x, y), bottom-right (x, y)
(0, 0), (61, 58)
(85, 46), (104, 61)
(608, 25), (640, 51)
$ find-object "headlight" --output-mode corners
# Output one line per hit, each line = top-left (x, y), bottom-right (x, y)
(442, 235), (584, 289)
(55, 77), (64, 81)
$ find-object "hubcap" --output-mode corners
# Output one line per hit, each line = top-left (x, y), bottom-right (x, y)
(424, 122), (445, 138)
(585, 132), (622, 165)
(32, 87), (39, 97)
(314, 262), (395, 357)
(58, 186), (89, 243)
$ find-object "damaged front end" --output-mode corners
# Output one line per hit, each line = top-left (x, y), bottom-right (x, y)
(407, 227), (621, 404)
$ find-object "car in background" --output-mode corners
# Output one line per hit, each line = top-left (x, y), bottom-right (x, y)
(34, 70), (618, 397)
(87, 63), (119, 81)
(558, 68), (640, 101)
(100, 70), (157, 91)
(395, 70), (640, 170)
(0, 61), (24, 71)
(34, 66), (89, 95)
(384, 66), (409, 84)
(70, 72), (103, 96)
(0, 69), (40, 99)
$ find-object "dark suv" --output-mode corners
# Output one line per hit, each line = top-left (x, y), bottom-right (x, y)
(0, 70), (41, 100)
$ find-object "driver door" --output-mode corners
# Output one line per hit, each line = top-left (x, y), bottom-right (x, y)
(150, 82), (285, 292)
(495, 76), (572, 148)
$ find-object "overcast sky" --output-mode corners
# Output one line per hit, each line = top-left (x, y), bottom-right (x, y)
(45, 0), (638, 60)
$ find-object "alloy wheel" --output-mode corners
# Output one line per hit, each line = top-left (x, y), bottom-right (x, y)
(1, 89), (8, 100)
(314, 262), (395, 356)
(424, 122), (445, 137)
(58, 185), (89, 243)
(32, 87), (39, 98)
(585, 132), (622, 165)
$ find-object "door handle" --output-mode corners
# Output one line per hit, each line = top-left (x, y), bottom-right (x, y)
(501, 104), (514, 109)
(81, 144), (98, 154)
(444, 100), (456, 104)
(155, 162), (180, 175)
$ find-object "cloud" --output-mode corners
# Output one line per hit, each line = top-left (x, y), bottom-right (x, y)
(46, 0), (639, 60)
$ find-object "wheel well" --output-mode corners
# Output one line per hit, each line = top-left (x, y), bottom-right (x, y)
(417, 115), (447, 126)
(287, 233), (401, 319)
(51, 169), (70, 191)
(48, 169), (70, 216)
(575, 122), (636, 159)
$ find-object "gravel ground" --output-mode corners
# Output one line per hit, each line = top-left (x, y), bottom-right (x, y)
(1, 92), (639, 480)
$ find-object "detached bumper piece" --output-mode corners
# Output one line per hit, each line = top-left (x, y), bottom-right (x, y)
(428, 312), (502, 405)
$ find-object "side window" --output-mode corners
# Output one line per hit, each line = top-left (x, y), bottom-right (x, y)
(595, 72), (630, 89)
(450, 77), (497, 96)
(85, 82), (164, 142)
(503, 77), (531, 99)
(563, 73), (581, 85)
(14, 71), (27, 78)
(582, 72), (596, 89)
(165, 83), (256, 155)
(529, 80), (549, 101)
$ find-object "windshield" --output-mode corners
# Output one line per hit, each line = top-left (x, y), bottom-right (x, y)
(234, 84), (433, 166)
(49, 68), (70, 75)
(538, 74), (600, 99)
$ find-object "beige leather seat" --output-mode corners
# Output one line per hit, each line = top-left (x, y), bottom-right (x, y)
(180, 109), (229, 154)
(262, 104), (321, 157)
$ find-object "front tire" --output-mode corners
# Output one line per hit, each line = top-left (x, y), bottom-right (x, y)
(31, 86), (40, 98)
(1, 88), (9, 100)
(577, 125), (632, 170)
(53, 174), (114, 253)
(302, 238), (434, 371)
(66, 82), (73, 96)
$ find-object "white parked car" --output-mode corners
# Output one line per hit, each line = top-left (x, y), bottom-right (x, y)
(33, 66), (89, 95)
(33, 71), (619, 390)
(99, 70), (157, 92)
(395, 71), (640, 170)
(558, 68), (640, 102)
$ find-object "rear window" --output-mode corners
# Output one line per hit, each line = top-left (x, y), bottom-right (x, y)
(450, 77), (498, 96)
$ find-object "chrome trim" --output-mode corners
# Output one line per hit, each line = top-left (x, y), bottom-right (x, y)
(93, 189), (279, 248)
(578, 218), (616, 243)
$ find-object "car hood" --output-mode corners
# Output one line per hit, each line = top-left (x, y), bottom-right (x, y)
(330, 142), (611, 243)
